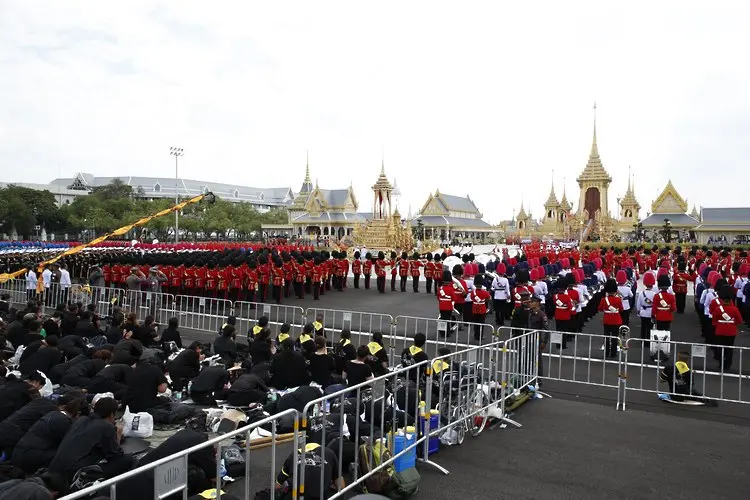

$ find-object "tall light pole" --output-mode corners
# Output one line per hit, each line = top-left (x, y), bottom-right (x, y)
(170, 147), (184, 243)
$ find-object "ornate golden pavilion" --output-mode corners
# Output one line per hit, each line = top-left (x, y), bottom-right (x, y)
(511, 111), (643, 242)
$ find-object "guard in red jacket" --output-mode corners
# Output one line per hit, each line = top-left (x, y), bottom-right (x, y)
(395, 251), (405, 292)
(423, 253), (435, 294)
(362, 253), (373, 290)
(598, 279), (623, 358)
(271, 258), (284, 304)
(258, 257), (270, 302)
(712, 285), (743, 369)
(652, 275), (677, 331)
(245, 262), (258, 303)
(375, 252), (387, 294)
(410, 252), (423, 293)
(672, 261), (691, 314)
(437, 270), (456, 335)
(469, 275), (491, 341)
(352, 252), (362, 289)
(218, 265), (230, 299)
(553, 280), (573, 348)
(205, 263), (219, 298)
(283, 255), (293, 298)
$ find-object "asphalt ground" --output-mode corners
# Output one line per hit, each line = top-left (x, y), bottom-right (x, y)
(166, 280), (750, 499)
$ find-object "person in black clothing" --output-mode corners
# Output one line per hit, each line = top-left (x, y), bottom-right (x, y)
(297, 323), (316, 359)
(213, 325), (239, 366)
(42, 311), (63, 339)
(74, 311), (100, 339)
(125, 359), (193, 424)
(401, 333), (429, 383)
(61, 350), (110, 388)
(49, 397), (134, 483)
(105, 312), (125, 345)
(367, 332), (389, 377)
(160, 317), (183, 349)
(49, 352), (88, 384)
(86, 303), (102, 330)
(19, 335), (63, 376)
(270, 338), (310, 389)
(168, 341), (204, 391)
(309, 336), (335, 388)
(58, 334), (88, 360)
(343, 345), (374, 388)
(23, 318), (44, 347)
(0, 396), (58, 457)
(250, 328), (273, 365)
(276, 322), (292, 346)
(0, 371), (45, 422)
(61, 304), (79, 337)
(332, 329), (356, 375)
(226, 370), (270, 406)
(118, 429), (216, 498)
(124, 359), (168, 412)
(111, 338), (143, 365)
(276, 443), (343, 500)
(88, 361), (132, 400)
(189, 366), (230, 405)
(10, 390), (87, 472)
(5, 315), (26, 349)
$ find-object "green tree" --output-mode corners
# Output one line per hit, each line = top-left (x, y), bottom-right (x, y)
(0, 185), (59, 238)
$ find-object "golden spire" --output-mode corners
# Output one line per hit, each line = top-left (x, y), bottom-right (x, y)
(545, 169), (559, 207)
(576, 102), (612, 186)
(304, 150), (311, 184)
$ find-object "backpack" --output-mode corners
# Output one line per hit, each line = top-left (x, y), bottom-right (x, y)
(358, 440), (396, 495)
(391, 466), (422, 499)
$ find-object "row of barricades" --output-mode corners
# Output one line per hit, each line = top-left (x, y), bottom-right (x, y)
(58, 331), (543, 500)
(4, 279), (749, 409)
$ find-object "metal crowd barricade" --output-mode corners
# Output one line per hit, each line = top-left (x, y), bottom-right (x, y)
(539, 330), (624, 394)
(173, 294), (233, 335)
(122, 289), (177, 325)
(296, 340), (517, 499)
(59, 408), (301, 500)
(304, 307), (394, 347)
(499, 330), (545, 427)
(1, 278), (35, 307)
(393, 315), (496, 360)
(621, 338), (750, 410)
(235, 300), (306, 339)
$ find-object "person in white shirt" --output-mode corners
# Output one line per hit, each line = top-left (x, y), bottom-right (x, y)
(700, 276), (723, 344)
(41, 265), (52, 304)
(491, 263), (510, 326)
(59, 264), (72, 305)
(25, 268), (38, 301)
(636, 272), (657, 346)
(533, 273), (548, 305)
(616, 270), (634, 326)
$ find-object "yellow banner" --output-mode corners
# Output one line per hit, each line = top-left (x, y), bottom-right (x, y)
(0, 193), (207, 287)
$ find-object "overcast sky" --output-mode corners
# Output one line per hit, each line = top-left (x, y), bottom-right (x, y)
(1, 2), (749, 224)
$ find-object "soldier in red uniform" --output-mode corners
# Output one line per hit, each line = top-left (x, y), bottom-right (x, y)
(652, 275), (677, 331)
(433, 254), (443, 297)
(553, 280), (573, 348)
(468, 275), (491, 341)
(341, 252), (350, 289)
(110, 263), (121, 289)
(205, 263), (219, 298)
(170, 261), (184, 297)
(391, 251), (400, 292)
(229, 261), (244, 302)
(375, 251), (387, 294)
(312, 257), (323, 300)
(451, 264), (469, 330)
(398, 252), (409, 292)
(294, 256), (305, 299)
(245, 261), (258, 303)
(258, 256), (270, 302)
(282, 254), (293, 298)
(410, 252), (423, 293)
(362, 253), (373, 290)
(672, 261), (691, 314)
(218, 264), (230, 300)
(272, 258), (284, 304)
(183, 262), (195, 296)
(194, 262), (207, 297)
(304, 255), (314, 295)
(352, 251), (362, 288)
(423, 253), (434, 294)
(599, 279), (624, 358)
(437, 269), (456, 334)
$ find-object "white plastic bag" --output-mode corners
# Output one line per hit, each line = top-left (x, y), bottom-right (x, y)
(122, 405), (154, 438)
(650, 329), (671, 357)
(39, 371), (53, 398)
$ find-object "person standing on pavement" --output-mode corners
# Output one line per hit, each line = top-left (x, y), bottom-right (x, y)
(599, 279), (624, 359)
(528, 296), (550, 380)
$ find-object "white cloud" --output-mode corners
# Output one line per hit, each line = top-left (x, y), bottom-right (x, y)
(1, 1), (749, 223)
